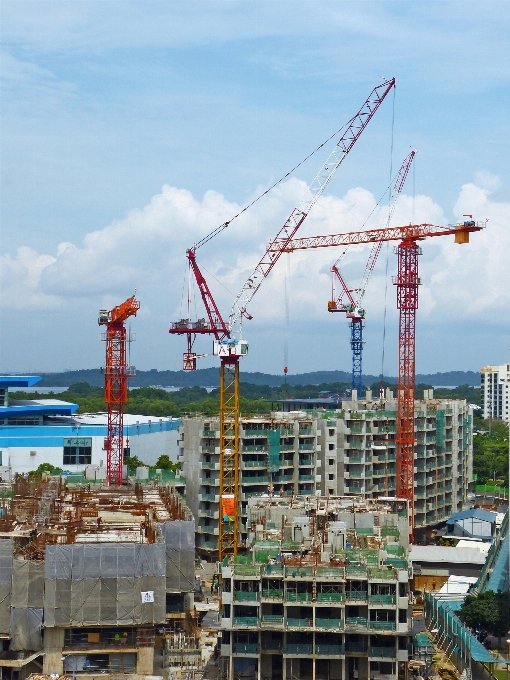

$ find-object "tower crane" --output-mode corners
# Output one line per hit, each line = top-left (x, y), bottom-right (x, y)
(270, 218), (484, 533)
(169, 77), (396, 561)
(328, 150), (415, 397)
(99, 295), (140, 486)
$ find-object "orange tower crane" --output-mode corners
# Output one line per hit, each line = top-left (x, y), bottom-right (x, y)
(99, 295), (140, 486)
(271, 218), (484, 534)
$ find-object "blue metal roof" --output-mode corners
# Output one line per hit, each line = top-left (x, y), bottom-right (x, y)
(446, 508), (496, 524)
(0, 400), (78, 417)
(0, 376), (41, 388)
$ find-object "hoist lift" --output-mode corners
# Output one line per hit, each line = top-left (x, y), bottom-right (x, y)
(169, 77), (396, 561)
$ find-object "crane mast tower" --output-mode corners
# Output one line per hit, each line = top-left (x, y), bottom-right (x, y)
(99, 295), (140, 486)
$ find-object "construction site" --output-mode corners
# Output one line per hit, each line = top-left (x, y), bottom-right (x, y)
(0, 475), (201, 680)
(0, 74), (507, 680)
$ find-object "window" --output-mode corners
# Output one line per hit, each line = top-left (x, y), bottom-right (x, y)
(63, 446), (92, 465)
(328, 473), (334, 481)
(328, 459), (335, 466)
(328, 443), (335, 451)
(328, 429), (335, 436)
(328, 488), (335, 495)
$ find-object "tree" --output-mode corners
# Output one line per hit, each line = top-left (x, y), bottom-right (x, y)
(124, 455), (145, 471)
(29, 462), (63, 478)
(154, 455), (181, 473)
(458, 590), (509, 644)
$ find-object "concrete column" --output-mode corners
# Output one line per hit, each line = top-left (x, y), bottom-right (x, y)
(136, 647), (154, 675)
(42, 628), (65, 675)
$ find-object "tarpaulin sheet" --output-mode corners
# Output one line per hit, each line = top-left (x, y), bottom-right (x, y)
(161, 520), (195, 593)
(10, 607), (43, 651)
(0, 540), (12, 635)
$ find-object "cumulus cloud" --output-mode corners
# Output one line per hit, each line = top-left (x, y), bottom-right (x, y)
(2, 179), (508, 338)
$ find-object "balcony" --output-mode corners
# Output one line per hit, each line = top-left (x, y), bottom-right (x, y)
(316, 618), (344, 630)
(285, 592), (313, 603)
(315, 644), (345, 656)
(299, 457), (314, 466)
(242, 459), (267, 468)
(243, 429), (268, 438)
(345, 591), (367, 602)
(369, 594), (396, 605)
(233, 643), (259, 655)
(298, 444), (314, 451)
(200, 508), (219, 519)
(346, 617), (368, 629)
(242, 445), (268, 452)
(201, 445), (216, 453)
(233, 591), (260, 602)
(369, 621), (396, 631)
(197, 525), (218, 535)
(286, 618), (312, 628)
(299, 428), (313, 435)
(261, 614), (283, 626)
(283, 643), (313, 655)
(242, 475), (270, 484)
(369, 647), (396, 658)
(233, 617), (260, 628)
(202, 461), (219, 470)
(298, 474), (314, 481)
(199, 493), (219, 502)
(261, 589), (283, 600)
(202, 430), (217, 437)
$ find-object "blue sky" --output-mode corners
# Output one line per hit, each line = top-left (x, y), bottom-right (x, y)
(1, 1), (509, 377)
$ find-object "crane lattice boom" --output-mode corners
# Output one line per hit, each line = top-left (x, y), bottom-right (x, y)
(228, 77), (396, 332)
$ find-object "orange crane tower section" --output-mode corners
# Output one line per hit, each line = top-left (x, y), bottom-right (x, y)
(99, 295), (140, 486)
(273, 218), (484, 534)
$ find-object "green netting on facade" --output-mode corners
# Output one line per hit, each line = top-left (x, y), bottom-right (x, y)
(255, 550), (279, 563)
(381, 526), (399, 538)
(268, 430), (281, 473)
(436, 410), (445, 448)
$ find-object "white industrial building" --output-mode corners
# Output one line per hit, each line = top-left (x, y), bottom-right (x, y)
(0, 376), (181, 477)
(481, 361), (510, 422)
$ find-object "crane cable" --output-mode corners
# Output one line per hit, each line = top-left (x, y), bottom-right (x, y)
(380, 86), (396, 394)
(283, 253), (290, 396)
(193, 120), (354, 252)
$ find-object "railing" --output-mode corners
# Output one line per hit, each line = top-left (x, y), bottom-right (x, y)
(298, 474), (314, 481)
(299, 428), (313, 435)
(316, 592), (344, 602)
(261, 614), (283, 625)
(283, 643), (313, 655)
(345, 591), (367, 602)
(243, 459), (267, 468)
(346, 642), (367, 653)
(242, 475), (270, 484)
(284, 566), (314, 577)
(369, 647), (396, 658)
(234, 591), (260, 601)
(200, 526), (216, 534)
(262, 564), (284, 576)
(233, 565), (260, 576)
(202, 461), (219, 470)
(202, 430), (216, 437)
(368, 568), (395, 579)
(285, 592), (313, 602)
(243, 429), (267, 437)
(348, 454), (363, 463)
(200, 493), (217, 501)
(317, 566), (345, 578)
(299, 457), (314, 466)
(315, 644), (345, 655)
(201, 445), (215, 453)
(262, 589), (283, 600)
(286, 618), (312, 628)
(316, 618), (344, 629)
(346, 566), (367, 577)
(298, 444), (314, 451)
(242, 445), (267, 452)
(233, 617), (260, 626)
(233, 643), (259, 654)
(369, 594), (396, 605)
(369, 621), (396, 631)
(346, 616), (367, 628)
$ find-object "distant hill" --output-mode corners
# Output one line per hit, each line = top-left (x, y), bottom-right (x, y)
(17, 368), (480, 388)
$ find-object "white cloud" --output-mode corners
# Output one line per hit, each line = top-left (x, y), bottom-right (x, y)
(2, 180), (508, 339)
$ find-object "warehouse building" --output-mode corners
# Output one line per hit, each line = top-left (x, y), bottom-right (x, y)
(0, 377), (181, 476)
(219, 495), (412, 680)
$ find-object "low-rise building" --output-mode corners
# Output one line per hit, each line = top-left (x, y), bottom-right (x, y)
(0, 376), (181, 476)
(0, 476), (195, 680)
(220, 495), (412, 680)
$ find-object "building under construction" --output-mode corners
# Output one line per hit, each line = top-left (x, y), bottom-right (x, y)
(219, 495), (412, 680)
(0, 476), (195, 680)
(180, 390), (473, 559)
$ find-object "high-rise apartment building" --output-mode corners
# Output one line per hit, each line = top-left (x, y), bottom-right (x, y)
(179, 390), (473, 556)
(481, 362), (510, 422)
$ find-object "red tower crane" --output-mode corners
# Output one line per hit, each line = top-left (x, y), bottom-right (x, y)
(99, 295), (140, 486)
(169, 77), (396, 560)
(271, 218), (484, 533)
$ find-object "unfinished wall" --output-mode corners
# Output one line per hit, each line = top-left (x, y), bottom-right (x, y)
(44, 543), (166, 626)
